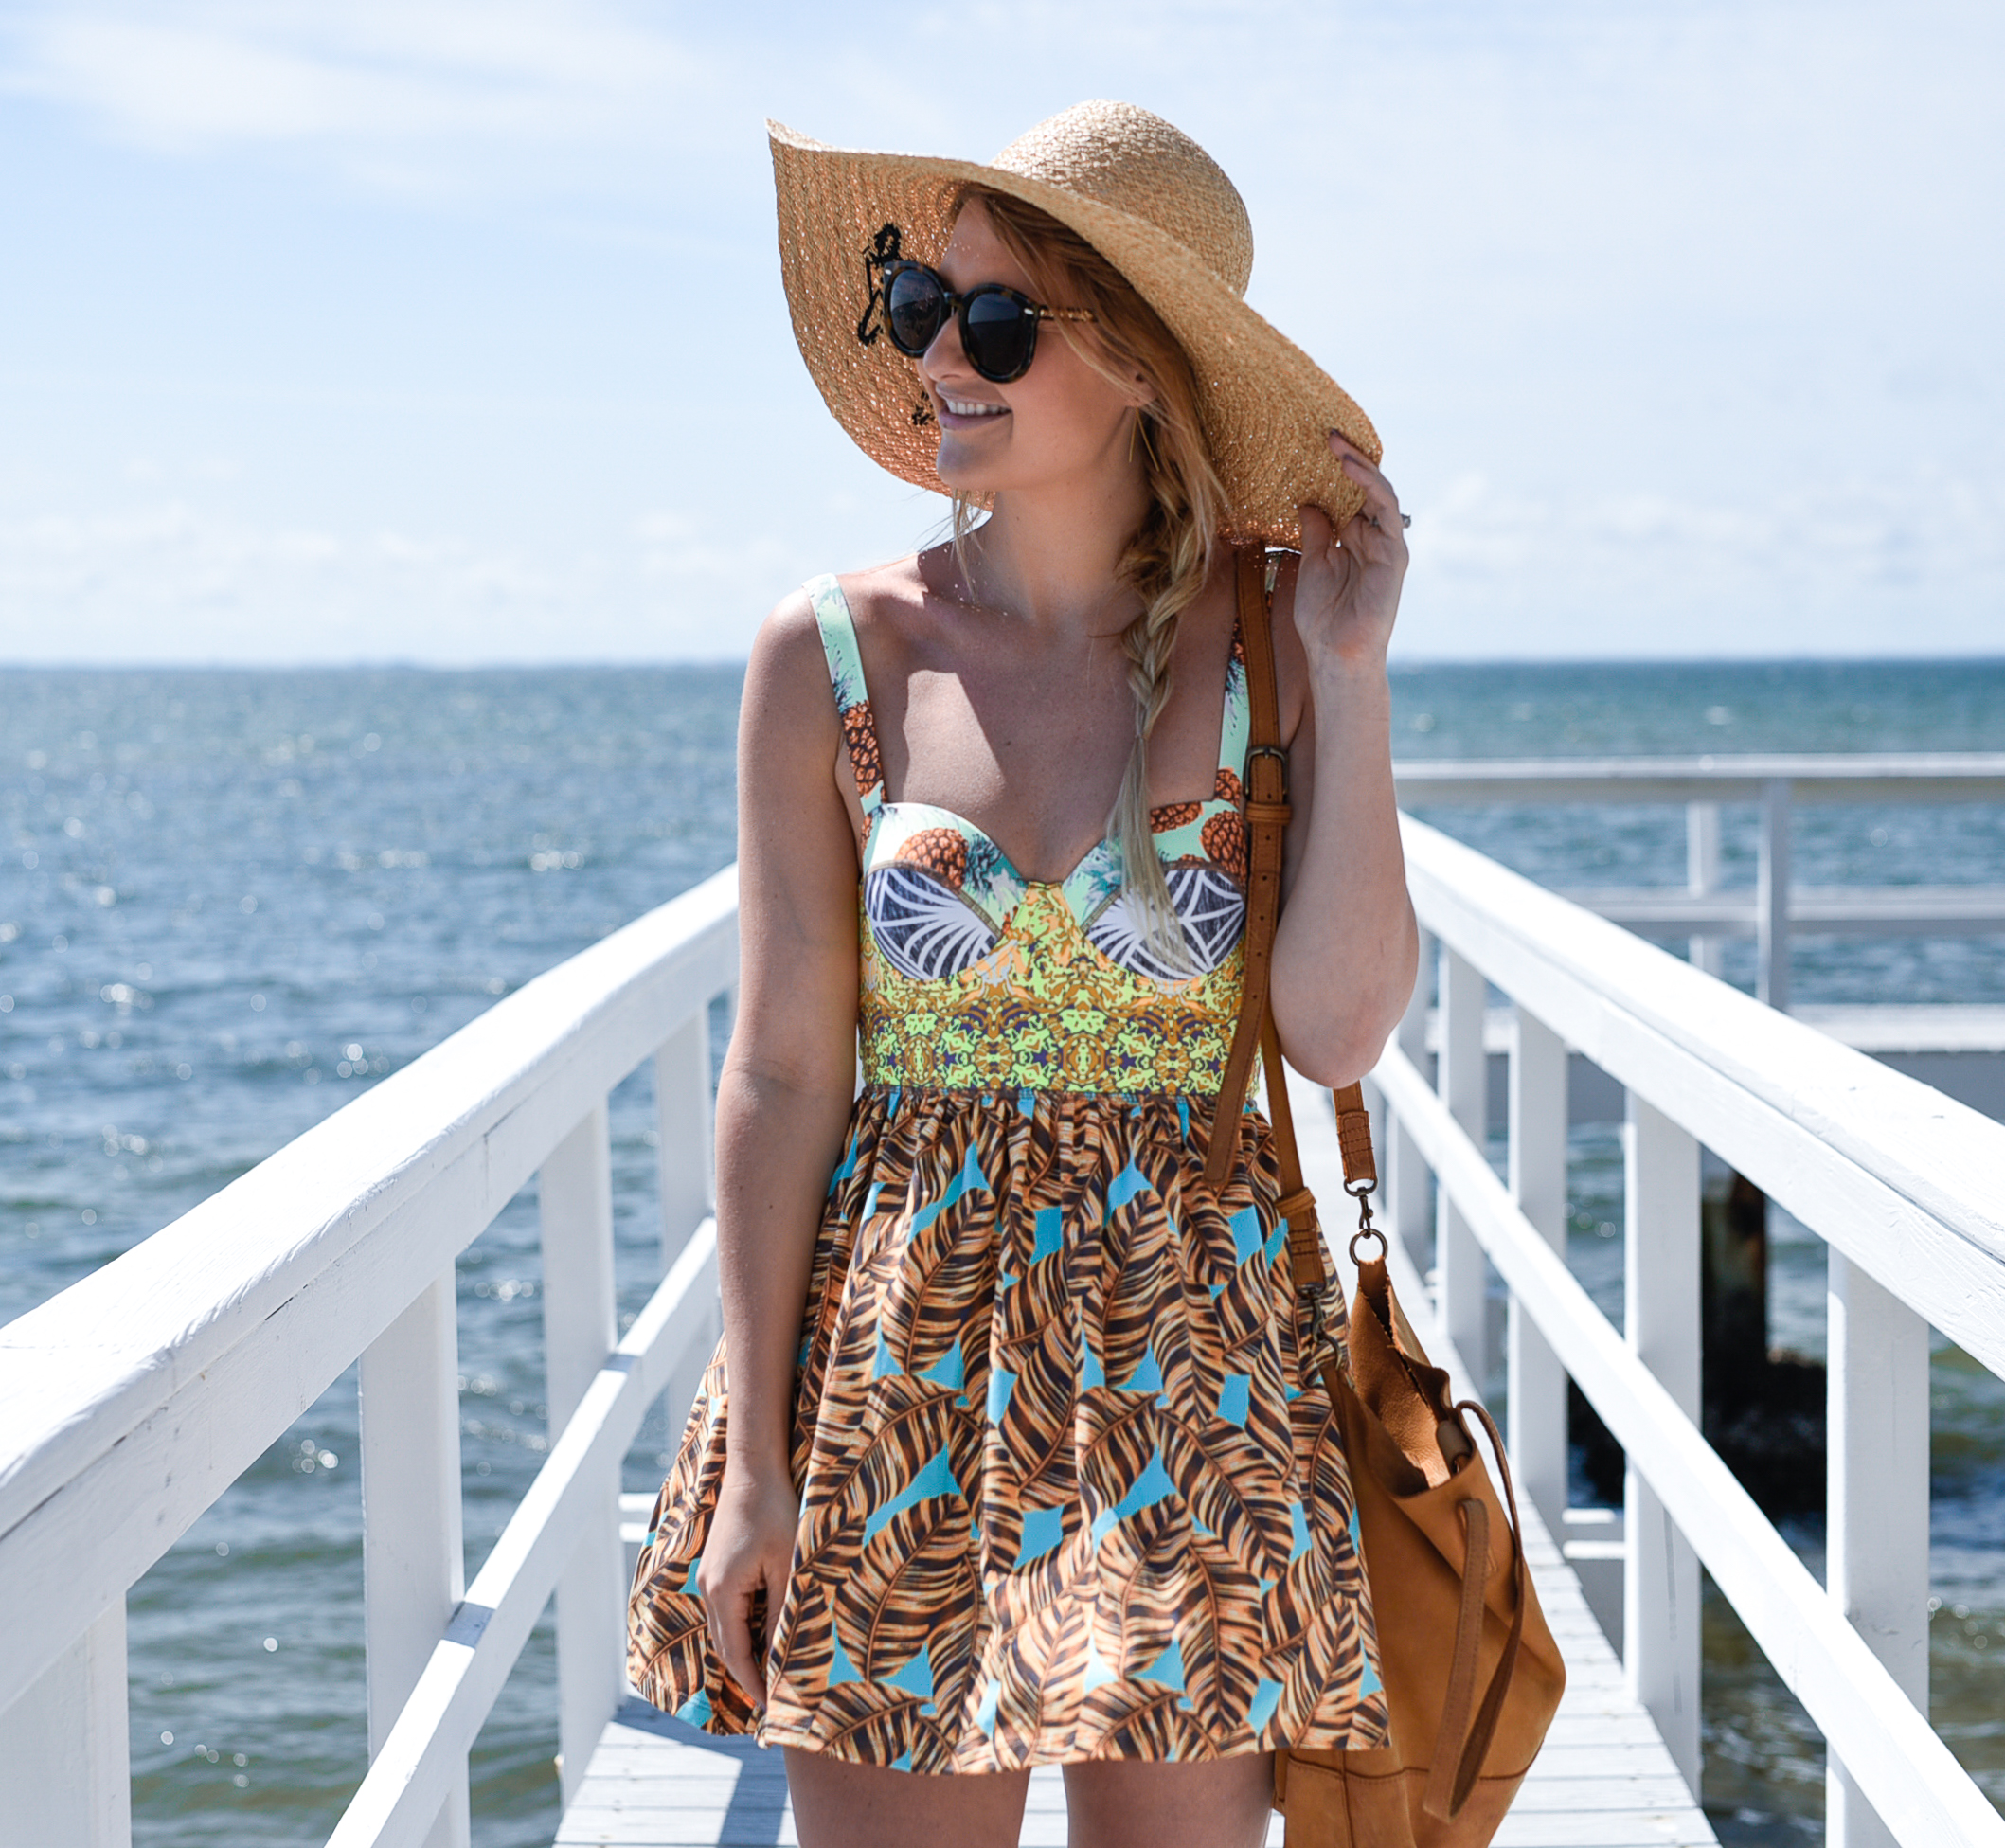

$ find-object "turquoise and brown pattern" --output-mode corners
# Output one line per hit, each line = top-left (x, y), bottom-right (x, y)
(627, 1091), (1387, 1769)
(624, 571), (1387, 1772)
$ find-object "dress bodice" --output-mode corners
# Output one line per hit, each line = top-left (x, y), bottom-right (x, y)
(809, 574), (1256, 1094)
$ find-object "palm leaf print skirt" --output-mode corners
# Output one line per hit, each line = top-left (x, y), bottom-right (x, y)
(626, 1085), (1389, 1772)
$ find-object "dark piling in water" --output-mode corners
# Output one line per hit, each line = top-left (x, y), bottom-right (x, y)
(1571, 1172), (1827, 1516)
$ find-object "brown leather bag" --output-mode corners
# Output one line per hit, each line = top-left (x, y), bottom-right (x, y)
(1208, 547), (1566, 1847)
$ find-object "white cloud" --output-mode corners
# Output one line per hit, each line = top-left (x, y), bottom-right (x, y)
(0, 490), (897, 662)
(3, 0), (717, 188)
(1400, 468), (2005, 655)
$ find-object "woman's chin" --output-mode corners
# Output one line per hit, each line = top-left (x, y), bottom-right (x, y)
(932, 440), (1002, 498)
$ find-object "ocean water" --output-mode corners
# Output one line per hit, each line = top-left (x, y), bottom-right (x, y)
(2, 658), (2002, 1846)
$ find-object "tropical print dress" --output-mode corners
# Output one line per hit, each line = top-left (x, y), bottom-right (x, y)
(627, 574), (1387, 1772)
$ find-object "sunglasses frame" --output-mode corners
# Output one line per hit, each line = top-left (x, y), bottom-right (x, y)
(877, 260), (1096, 384)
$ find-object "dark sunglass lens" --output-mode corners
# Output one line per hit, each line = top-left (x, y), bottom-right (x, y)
(884, 268), (946, 355)
(961, 291), (1036, 381)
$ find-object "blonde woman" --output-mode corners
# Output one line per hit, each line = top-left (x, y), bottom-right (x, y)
(630, 102), (1418, 1848)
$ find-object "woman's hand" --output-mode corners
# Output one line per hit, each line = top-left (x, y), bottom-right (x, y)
(1294, 431), (1409, 673)
(697, 1461), (800, 1707)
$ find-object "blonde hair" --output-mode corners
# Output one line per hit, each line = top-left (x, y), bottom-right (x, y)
(950, 187), (1228, 964)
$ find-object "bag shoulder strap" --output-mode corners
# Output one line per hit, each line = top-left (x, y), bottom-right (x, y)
(1204, 547), (1289, 1187)
(1203, 549), (1376, 1279)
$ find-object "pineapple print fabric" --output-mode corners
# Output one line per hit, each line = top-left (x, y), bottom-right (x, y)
(627, 574), (1387, 1772)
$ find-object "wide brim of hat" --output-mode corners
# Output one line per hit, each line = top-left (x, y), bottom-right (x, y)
(768, 121), (1378, 546)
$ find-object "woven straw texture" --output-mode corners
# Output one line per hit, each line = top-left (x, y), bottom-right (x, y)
(769, 101), (1379, 544)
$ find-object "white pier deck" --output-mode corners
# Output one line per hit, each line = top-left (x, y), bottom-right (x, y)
(559, 1493), (1714, 1848)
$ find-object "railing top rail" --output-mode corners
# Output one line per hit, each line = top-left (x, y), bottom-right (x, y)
(1392, 751), (2005, 803)
(0, 867), (739, 1568)
(1399, 816), (2005, 1373)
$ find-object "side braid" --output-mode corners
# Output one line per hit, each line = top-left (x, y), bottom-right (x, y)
(1107, 411), (1216, 965)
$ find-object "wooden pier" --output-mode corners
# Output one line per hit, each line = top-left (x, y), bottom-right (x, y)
(6, 753), (2005, 1848)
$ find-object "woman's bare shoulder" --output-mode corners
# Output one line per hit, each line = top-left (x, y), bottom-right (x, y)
(745, 583), (824, 696)
(832, 551), (928, 636)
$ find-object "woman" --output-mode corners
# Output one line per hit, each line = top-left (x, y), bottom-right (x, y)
(630, 102), (1418, 1848)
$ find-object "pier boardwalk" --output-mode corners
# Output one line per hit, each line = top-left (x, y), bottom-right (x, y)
(5, 755), (2005, 1848)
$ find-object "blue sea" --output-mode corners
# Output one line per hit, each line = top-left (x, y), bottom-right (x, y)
(3, 659), (2002, 1846)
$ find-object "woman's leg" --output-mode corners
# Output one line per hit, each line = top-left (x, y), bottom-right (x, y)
(1062, 1753), (1274, 1848)
(785, 1749), (1032, 1848)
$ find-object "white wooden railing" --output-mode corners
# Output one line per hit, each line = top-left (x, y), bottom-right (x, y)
(0, 867), (739, 1848)
(1369, 816), (2005, 1848)
(1395, 752), (2005, 1006)
(5, 757), (2003, 1847)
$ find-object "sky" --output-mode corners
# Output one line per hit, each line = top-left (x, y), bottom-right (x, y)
(0, 0), (1999, 664)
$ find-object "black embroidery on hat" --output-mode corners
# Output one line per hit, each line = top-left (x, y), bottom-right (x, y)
(856, 223), (904, 348)
(911, 398), (935, 427)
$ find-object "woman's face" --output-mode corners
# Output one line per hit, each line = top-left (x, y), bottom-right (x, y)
(920, 200), (1153, 499)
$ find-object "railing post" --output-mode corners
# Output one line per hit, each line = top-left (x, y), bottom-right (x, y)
(0, 1600), (132, 1848)
(1758, 779), (1792, 1011)
(358, 1271), (471, 1848)
(1387, 927), (1435, 1276)
(1623, 1091), (1702, 1792)
(1827, 1253), (1931, 1848)
(655, 1009), (719, 1431)
(1438, 943), (1488, 1377)
(1508, 1010), (1569, 1536)
(540, 1101), (624, 1810)
(1686, 799), (1722, 978)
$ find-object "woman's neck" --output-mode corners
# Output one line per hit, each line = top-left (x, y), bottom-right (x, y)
(957, 460), (1151, 642)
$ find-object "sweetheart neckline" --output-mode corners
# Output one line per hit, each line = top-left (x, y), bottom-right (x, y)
(866, 794), (1242, 891)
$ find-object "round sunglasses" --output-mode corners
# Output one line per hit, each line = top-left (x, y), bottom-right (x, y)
(878, 260), (1097, 384)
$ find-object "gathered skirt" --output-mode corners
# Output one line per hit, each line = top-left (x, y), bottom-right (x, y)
(626, 1085), (1388, 1772)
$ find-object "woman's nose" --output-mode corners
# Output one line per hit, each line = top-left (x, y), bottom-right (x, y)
(921, 309), (965, 375)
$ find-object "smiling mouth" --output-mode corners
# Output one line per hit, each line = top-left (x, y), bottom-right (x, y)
(939, 394), (1009, 420)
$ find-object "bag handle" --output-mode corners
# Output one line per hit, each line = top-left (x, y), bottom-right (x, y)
(1423, 1399), (1532, 1819)
(1216, 544), (1529, 1821)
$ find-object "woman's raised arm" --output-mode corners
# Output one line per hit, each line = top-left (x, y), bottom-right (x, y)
(1267, 434), (1421, 1089)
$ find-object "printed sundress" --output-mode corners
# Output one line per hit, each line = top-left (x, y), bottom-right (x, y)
(627, 573), (1387, 1772)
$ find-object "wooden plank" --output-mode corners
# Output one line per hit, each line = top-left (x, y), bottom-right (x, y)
(1392, 750), (2005, 808)
(358, 1271), (471, 1848)
(0, 1600), (131, 1848)
(542, 1103), (628, 1814)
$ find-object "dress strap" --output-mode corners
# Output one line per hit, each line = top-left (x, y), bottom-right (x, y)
(805, 574), (886, 816)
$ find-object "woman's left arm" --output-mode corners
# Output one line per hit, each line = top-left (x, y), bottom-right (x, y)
(1267, 432), (1420, 1088)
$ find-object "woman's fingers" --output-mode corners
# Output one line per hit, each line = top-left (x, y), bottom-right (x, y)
(707, 1563), (772, 1707)
(1326, 430), (1405, 534)
(1298, 500), (1336, 560)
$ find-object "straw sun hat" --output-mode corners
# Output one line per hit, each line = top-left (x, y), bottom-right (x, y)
(767, 101), (1379, 544)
